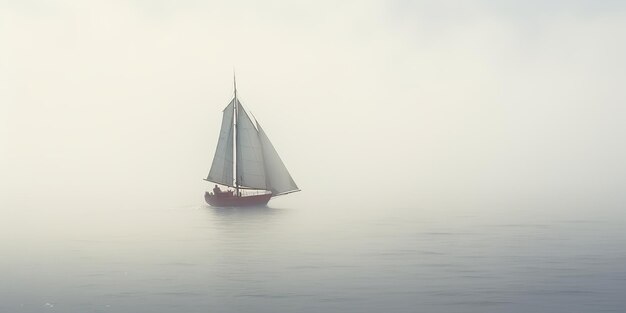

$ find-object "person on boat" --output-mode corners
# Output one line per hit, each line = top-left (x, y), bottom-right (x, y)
(213, 184), (221, 195)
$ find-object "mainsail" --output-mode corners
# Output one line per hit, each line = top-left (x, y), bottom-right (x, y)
(236, 102), (267, 189)
(206, 100), (235, 186)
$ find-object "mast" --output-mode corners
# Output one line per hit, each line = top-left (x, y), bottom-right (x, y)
(233, 71), (240, 197)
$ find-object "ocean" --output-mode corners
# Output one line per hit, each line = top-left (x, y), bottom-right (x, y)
(2, 199), (625, 312)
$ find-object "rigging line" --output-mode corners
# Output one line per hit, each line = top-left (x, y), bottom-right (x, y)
(272, 189), (302, 197)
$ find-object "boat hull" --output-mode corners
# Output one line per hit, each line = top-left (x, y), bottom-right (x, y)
(204, 192), (272, 207)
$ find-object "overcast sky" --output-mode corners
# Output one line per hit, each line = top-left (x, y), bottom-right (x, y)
(1, 0), (625, 210)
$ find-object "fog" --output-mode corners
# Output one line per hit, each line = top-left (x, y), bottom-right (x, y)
(2, 0), (625, 212)
(2, 1), (626, 312)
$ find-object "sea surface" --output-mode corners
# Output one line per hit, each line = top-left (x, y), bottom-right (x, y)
(1, 199), (625, 313)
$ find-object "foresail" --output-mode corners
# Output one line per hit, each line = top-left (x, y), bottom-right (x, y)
(257, 122), (299, 195)
(236, 102), (267, 189)
(206, 100), (235, 187)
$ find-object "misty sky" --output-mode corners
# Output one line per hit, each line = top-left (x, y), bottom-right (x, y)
(1, 0), (625, 210)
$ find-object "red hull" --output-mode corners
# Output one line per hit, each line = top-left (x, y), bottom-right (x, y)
(205, 192), (272, 207)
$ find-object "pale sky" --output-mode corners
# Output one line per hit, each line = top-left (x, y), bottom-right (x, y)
(1, 0), (625, 210)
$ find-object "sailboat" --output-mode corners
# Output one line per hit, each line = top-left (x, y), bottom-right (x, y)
(204, 76), (300, 207)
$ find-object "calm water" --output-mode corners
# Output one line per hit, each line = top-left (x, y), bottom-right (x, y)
(2, 199), (625, 313)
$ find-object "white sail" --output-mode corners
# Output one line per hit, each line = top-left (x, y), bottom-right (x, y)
(236, 102), (267, 189)
(257, 121), (299, 195)
(206, 100), (235, 186)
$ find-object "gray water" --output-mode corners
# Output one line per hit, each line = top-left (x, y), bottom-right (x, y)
(2, 200), (625, 313)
